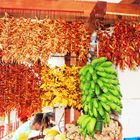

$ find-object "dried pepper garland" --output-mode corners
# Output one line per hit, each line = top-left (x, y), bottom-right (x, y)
(40, 65), (82, 109)
(0, 63), (41, 117)
(97, 20), (140, 70)
(0, 17), (90, 66)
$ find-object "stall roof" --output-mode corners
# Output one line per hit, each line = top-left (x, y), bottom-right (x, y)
(0, 0), (139, 22)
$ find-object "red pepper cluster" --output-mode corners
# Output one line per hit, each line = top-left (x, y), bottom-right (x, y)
(0, 17), (90, 66)
(0, 63), (41, 117)
(97, 20), (140, 70)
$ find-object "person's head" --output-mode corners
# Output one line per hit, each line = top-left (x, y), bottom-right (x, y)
(31, 112), (54, 131)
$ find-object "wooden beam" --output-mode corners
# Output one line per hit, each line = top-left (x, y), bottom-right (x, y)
(107, 3), (140, 16)
(120, 0), (137, 4)
(0, 0), (139, 17)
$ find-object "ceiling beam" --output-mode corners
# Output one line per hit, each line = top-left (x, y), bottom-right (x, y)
(120, 0), (137, 4)
(0, 0), (139, 17)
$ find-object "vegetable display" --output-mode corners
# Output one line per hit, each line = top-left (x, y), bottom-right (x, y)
(66, 119), (122, 140)
(0, 17), (90, 66)
(97, 20), (140, 70)
(40, 65), (82, 109)
(0, 63), (41, 116)
(77, 57), (122, 138)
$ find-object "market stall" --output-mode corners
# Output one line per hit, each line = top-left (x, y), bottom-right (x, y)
(0, 0), (140, 140)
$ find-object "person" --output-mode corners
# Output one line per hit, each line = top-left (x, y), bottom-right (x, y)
(12, 112), (54, 140)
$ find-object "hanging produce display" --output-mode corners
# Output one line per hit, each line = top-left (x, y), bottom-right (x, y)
(0, 63), (41, 117)
(97, 20), (140, 70)
(40, 65), (82, 109)
(77, 57), (122, 139)
(0, 17), (90, 66)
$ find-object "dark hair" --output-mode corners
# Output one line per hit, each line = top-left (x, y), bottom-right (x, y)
(42, 112), (54, 128)
(32, 113), (44, 125)
(32, 112), (54, 127)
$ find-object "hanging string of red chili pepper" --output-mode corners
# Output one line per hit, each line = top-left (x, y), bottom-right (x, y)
(96, 20), (140, 70)
(0, 63), (41, 117)
(0, 17), (90, 66)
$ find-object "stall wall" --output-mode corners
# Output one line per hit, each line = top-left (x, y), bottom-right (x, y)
(118, 69), (140, 138)
(48, 55), (65, 68)
(118, 69), (140, 99)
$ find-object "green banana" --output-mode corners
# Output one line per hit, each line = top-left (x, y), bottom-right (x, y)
(89, 110), (94, 117)
(99, 61), (112, 67)
(103, 67), (117, 75)
(95, 66), (104, 72)
(81, 78), (86, 83)
(77, 115), (89, 126)
(90, 81), (95, 90)
(118, 101), (123, 108)
(83, 104), (89, 114)
(84, 83), (91, 90)
(80, 83), (84, 91)
(102, 86), (108, 93)
(98, 95), (108, 103)
(95, 84), (101, 96)
(81, 129), (87, 138)
(91, 59), (99, 67)
(88, 89), (94, 96)
(80, 66), (88, 76)
(86, 73), (91, 81)
(97, 79), (104, 87)
(79, 67), (85, 75)
(101, 102), (111, 113)
(79, 128), (84, 135)
(97, 71), (108, 77)
(98, 102), (105, 117)
(92, 73), (98, 81)
(116, 85), (121, 91)
(89, 131), (95, 139)
(80, 75), (84, 81)
(93, 98), (99, 108)
(93, 107), (98, 118)
(104, 111), (110, 123)
(88, 102), (93, 117)
(88, 65), (94, 74)
(103, 83), (115, 89)
(116, 106), (122, 115)
(83, 90), (89, 96)
(87, 117), (96, 136)
(109, 102), (118, 110)
(99, 77), (110, 83)
(110, 79), (119, 85)
(86, 95), (93, 102)
(109, 94), (121, 104)
(96, 57), (107, 65)
(81, 116), (91, 129)
(101, 94), (112, 101)
(109, 89), (120, 97)
(103, 84), (121, 97)
(81, 95), (87, 103)
(106, 74), (117, 79)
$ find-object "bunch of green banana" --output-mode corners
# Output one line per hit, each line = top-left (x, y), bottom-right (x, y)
(78, 57), (122, 138)
(77, 115), (96, 138)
